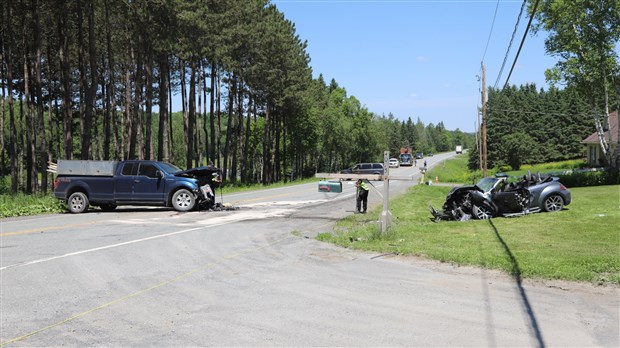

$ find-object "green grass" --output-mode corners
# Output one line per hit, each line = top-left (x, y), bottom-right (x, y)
(426, 155), (483, 184)
(426, 158), (590, 185)
(0, 194), (65, 218)
(500, 159), (588, 177)
(318, 184), (620, 285)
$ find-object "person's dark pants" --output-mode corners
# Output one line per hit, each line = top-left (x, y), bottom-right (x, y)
(356, 190), (368, 213)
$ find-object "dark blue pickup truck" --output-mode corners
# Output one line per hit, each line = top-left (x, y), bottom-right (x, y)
(53, 160), (220, 213)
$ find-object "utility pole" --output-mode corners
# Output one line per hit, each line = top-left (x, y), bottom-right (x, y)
(481, 62), (488, 177)
(477, 109), (482, 171)
(380, 150), (391, 232)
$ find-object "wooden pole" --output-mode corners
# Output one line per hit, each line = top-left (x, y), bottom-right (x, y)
(481, 62), (488, 178)
(380, 150), (391, 233)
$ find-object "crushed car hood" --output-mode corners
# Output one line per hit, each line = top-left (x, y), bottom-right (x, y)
(174, 166), (220, 177)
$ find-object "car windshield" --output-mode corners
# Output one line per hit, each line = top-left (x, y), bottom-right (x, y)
(475, 177), (500, 192)
(158, 162), (182, 175)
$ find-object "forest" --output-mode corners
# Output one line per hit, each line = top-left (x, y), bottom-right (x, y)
(0, 0), (472, 195)
(468, 84), (612, 171)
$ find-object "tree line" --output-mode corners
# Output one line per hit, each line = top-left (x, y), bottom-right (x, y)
(527, 0), (620, 167)
(0, 0), (471, 194)
(469, 84), (600, 170)
(468, 0), (620, 172)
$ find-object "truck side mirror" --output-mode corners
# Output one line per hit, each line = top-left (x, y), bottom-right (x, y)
(155, 170), (163, 178)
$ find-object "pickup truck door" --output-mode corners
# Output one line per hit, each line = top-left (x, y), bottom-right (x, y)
(115, 162), (137, 201)
(133, 163), (166, 201)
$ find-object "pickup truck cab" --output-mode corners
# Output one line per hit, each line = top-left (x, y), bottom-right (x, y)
(53, 160), (220, 213)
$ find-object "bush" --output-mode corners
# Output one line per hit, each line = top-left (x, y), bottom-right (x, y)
(557, 168), (620, 187)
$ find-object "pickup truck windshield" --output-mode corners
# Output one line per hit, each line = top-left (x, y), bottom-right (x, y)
(158, 162), (182, 175)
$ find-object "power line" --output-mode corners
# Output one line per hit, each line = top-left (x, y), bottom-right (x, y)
(502, 0), (540, 89)
(493, 0), (527, 89)
(480, 0), (500, 62)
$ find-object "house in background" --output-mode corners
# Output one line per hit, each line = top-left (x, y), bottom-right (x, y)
(581, 111), (618, 167)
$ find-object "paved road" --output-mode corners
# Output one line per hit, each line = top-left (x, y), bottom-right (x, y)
(1, 153), (618, 347)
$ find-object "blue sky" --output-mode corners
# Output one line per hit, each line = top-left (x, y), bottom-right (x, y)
(271, 0), (558, 132)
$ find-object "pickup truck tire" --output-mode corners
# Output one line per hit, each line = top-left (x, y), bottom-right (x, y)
(172, 189), (196, 212)
(68, 192), (89, 214)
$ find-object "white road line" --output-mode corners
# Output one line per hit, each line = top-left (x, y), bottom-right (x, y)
(0, 209), (293, 271)
(0, 225), (204, 271)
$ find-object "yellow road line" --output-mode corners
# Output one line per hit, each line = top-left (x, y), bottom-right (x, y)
(0, 220), (335, 346)
(0, 221), (100, 237)
(0, 233), (292, 346)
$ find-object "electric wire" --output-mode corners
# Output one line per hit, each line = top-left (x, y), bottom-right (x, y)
(502, 0), (540, 89)
(481, 0), (501, 63)
(493, 0), (528, 89)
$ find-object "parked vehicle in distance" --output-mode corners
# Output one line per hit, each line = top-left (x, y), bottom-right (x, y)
(427, 152), (433, 156)
(389, 158), (400, 168)
(340, 163), (385, 176)
(415, 152), (424, 159)
(430, 172), (571, 221)
(456, 145), (463, 154)
(53, 160), (221, 213)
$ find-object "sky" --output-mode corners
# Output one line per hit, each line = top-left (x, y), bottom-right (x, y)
(270, 0), (559, 132)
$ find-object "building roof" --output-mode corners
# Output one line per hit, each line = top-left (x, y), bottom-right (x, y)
(582, 111), (619, 144)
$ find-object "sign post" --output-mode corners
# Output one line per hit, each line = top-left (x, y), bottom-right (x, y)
(380, 150), (392, 232)
(315, 150), (413, 233)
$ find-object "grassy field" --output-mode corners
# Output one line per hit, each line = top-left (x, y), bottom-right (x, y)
(426, 155), (481, 184)
(425, 157), (589, 185)
(318, 184), (620, 285)
(0, 194), (65, 218)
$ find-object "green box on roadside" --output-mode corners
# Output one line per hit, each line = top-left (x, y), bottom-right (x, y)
(318, 180), (342, 193)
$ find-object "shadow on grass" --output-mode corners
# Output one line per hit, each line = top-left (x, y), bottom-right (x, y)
(489, 219), (546, 348)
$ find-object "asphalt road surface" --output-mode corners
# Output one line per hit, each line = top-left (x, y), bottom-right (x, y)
(1, 152), (618, 347)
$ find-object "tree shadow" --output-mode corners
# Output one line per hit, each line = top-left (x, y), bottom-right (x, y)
(488, 219), (546, 348)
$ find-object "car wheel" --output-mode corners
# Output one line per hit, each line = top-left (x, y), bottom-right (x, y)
(68, 192), (89, 214)
(100, 204), (117, 212)
(472, 204), (494, 220)
(172, 189), (196, 212)
(542, 194), (564, 212)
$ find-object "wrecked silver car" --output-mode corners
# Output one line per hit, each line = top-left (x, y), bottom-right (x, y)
(430, 173), (571, 222)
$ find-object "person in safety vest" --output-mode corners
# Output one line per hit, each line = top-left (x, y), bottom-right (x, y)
(355, 179), (370, 213)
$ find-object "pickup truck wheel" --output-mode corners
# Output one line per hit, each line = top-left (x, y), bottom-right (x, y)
(100, 204), (117, 212)
(68, 192), (89, 213)
(172, 189), (196, 212)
